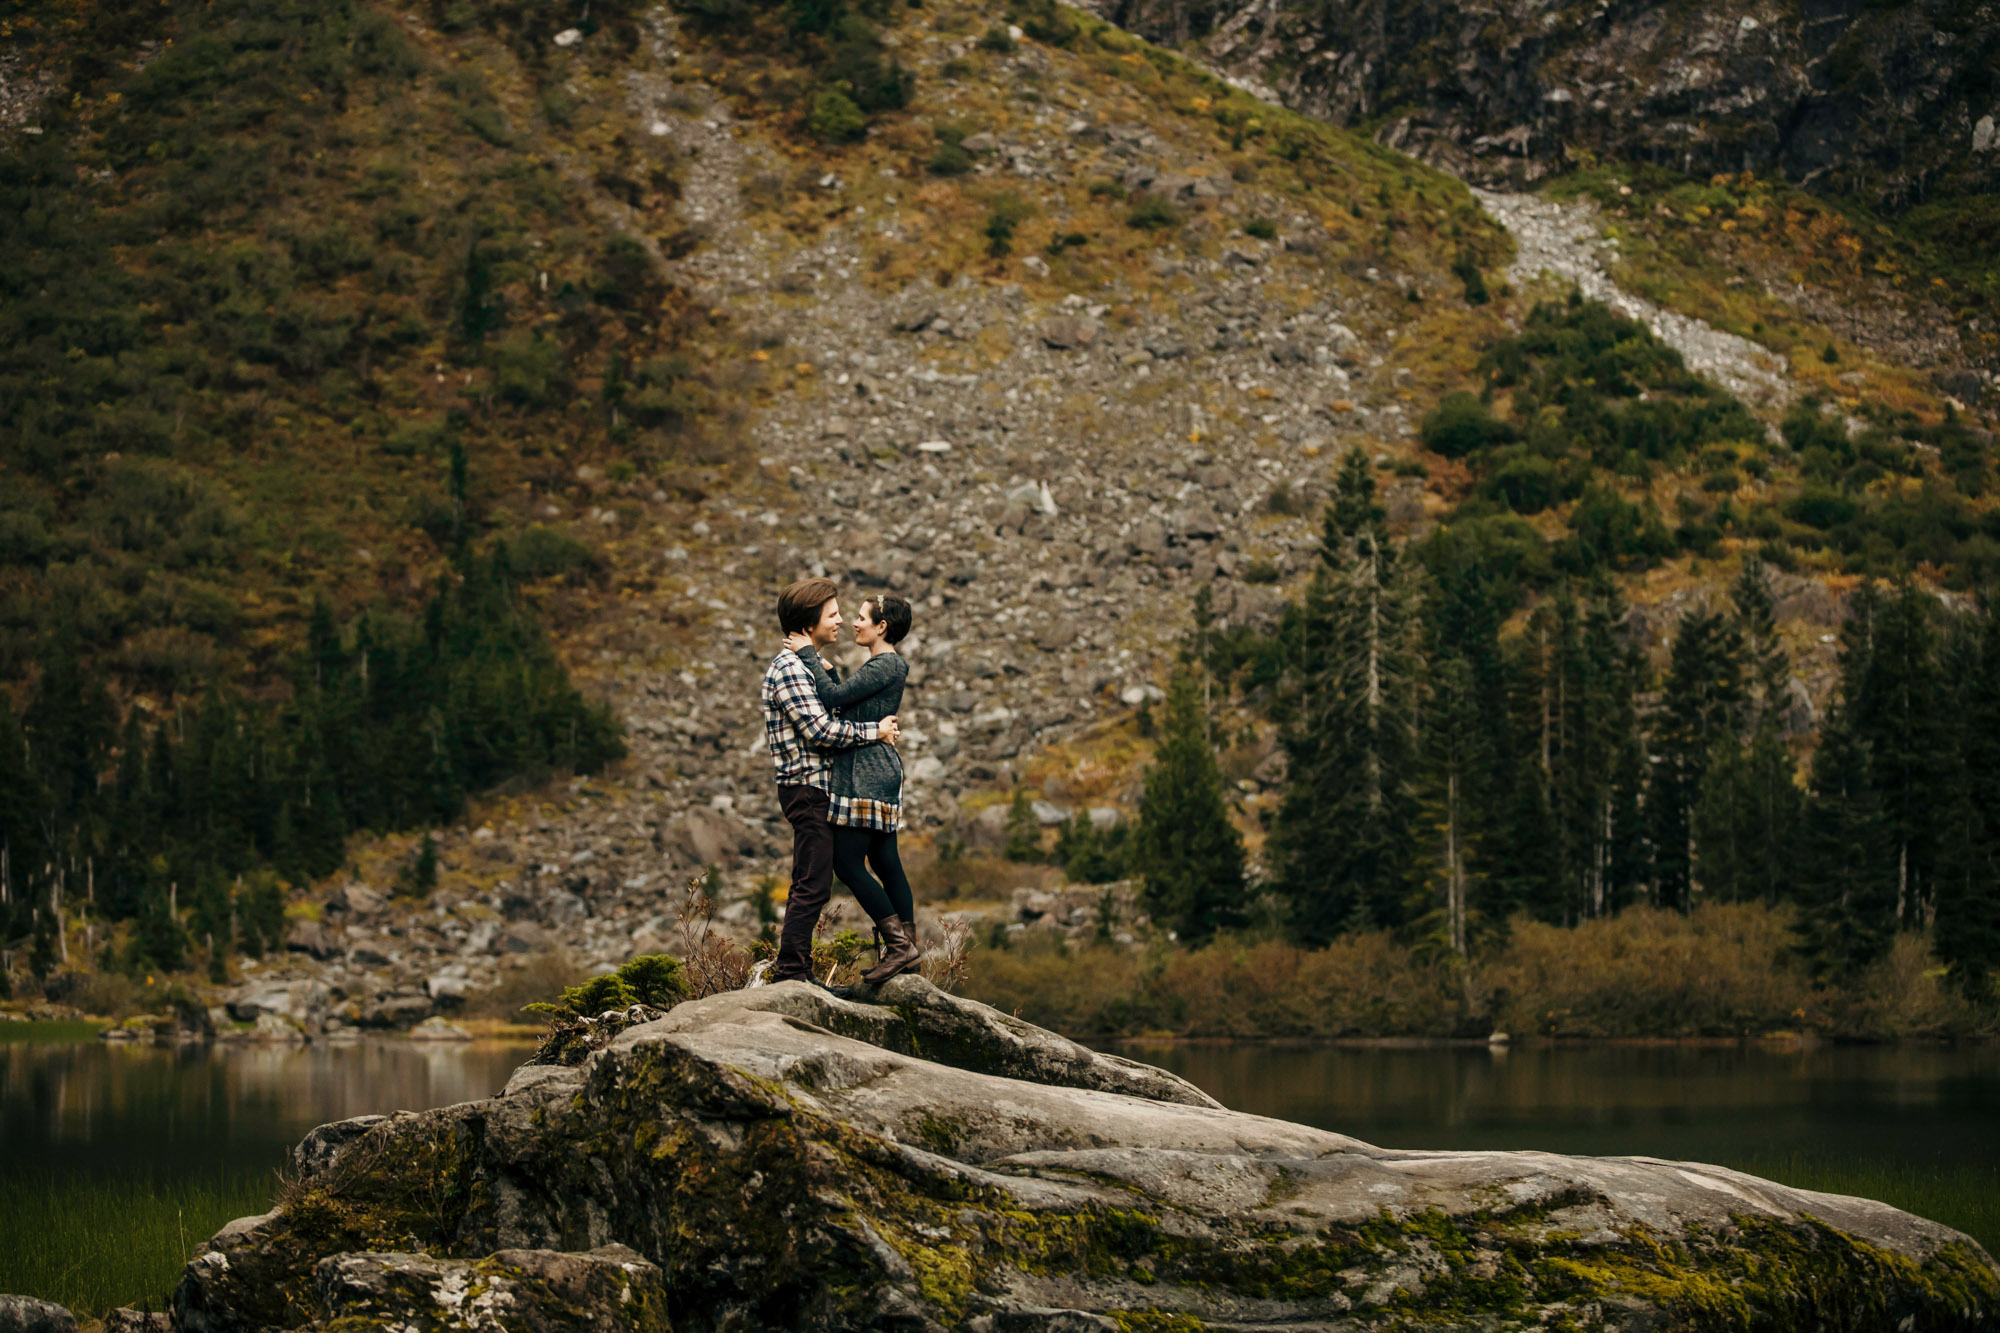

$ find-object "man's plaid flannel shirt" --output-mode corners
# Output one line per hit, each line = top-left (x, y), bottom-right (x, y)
(762, 648), (879, 789)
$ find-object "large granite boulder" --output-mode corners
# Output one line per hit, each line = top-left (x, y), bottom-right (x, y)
(176, 978), (1999, 1331)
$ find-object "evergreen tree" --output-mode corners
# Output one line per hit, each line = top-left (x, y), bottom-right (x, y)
(1934, 602), (2000, 998)
(1270, 452), (1425, 941)
(1733, 553), (1789, 721)
(1692, 726), (1802, 904)
(1003, 787), (1041, 863)
(1851, 579), (1952, 927)
(1132, 669), (1246, 945)
(1409, 655), (1482, 955)
(1794, 700), (1894, 980)
(1649, 609), (1744, 911)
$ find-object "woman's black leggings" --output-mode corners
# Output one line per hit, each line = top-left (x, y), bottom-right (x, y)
(831, 826), (914, 925)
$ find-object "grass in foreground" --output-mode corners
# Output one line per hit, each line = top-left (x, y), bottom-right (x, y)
(1729, 1152), (2000, 1261)
(0, 1168), (272, 1316)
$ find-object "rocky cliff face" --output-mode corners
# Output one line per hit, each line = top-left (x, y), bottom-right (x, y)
(1100, 0), (2000, 203)
(175, 977), (1999, 1331)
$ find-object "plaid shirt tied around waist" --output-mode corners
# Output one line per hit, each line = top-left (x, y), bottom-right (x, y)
(762, 649), (879, 789)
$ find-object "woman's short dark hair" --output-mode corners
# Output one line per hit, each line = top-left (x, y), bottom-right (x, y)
(866, 594), (913, 645)
(778, 577), (839, 634)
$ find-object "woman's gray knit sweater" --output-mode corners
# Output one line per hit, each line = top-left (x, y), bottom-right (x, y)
(793, 648), (907, 807)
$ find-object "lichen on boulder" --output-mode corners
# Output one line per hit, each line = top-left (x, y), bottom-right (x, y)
(176, 977), (2000, 1331)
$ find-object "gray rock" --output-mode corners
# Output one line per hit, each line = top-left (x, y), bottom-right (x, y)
(314, 1246), (667, 1332)
(227, 980), (331, 1030)
(173, 979), (2000, 1332)
(355, 989), (433, 1029)
(1127, 519), (1167, 557)
(284, 919), (339, 960)
(101, 1310), (170, 1333)
(0, 1295), (77, 1333)
(965, 801), (1014, 850)
(1038, 315), (1101, 349)
(499, 921), (550, 954)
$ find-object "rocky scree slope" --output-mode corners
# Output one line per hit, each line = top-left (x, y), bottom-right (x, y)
(175, 977), (2000, 1331)
(216, 0), (1520, 1027)
(179, 0), (1989, 1029)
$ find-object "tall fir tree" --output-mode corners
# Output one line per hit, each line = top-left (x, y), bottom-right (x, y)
(1934, 601), (2000, 998)
(1692, 556), (1803, 903)
(1270, 451), (1425, 942)
(1132, 669), (1247, 945)
(1409, 655), (1483, 955)
(1851, 579), (1952, 928)
(1648, 609), (1745, 911)
(1795, 699), (1895, 980)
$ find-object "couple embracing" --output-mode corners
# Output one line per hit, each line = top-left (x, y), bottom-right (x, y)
(758, 576), (919, 988)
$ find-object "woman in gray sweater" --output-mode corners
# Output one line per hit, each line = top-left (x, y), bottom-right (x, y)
(788, 595), (919, 983)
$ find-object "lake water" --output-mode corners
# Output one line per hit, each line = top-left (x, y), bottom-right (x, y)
(1, 1034), (532, 1183)
(1140, 1040), (2000, 1174)
(3, 1030), (1996, 1312)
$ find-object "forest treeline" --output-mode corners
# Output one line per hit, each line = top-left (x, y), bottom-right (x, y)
(1100, 301), (2000, 1009)
(1102, 444), (2000, 1007)
(0, 542), (622, 990)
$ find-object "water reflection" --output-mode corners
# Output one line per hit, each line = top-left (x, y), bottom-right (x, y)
(1139, 1041), (2000, 1173)
(2, 1039), (532, 1182)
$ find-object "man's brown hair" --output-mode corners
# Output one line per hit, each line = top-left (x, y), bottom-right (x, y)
(777, 577), (839, 634)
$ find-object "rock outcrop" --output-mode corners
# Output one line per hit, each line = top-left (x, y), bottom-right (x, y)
(0, 1295), (77, 1333)
(1101, 0), (2000, 204)
(174, 978), (1997, 1330)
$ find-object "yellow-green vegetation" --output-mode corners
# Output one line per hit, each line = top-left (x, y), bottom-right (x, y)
(1419, 293), (2000, 586)
(1549, 163), (1999, 370)
(0, 0), (737, 689)
(0, 1167), (270, 1315)
(694, 0), (1508, 309)
(963, 903), (1993, 1040)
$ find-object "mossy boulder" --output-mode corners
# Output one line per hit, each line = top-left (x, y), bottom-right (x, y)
(176, 977), (1999, 1331)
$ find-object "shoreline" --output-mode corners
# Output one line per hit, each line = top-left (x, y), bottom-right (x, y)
(7, 1015), (1997, 1051)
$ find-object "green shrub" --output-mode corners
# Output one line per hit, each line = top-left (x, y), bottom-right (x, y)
(928, 139), (972, 175)
(984, 191), (1033, 256)
(1244, 217), (1276, 240)
(492, 330), (567, 408)
(1452, 247), (1489, 304)
(1125, 193), (1181, 230)
(808, 89), (867, 141)
(1008, 0), (1077, 45)
(1421, 391), (1513, 458)
(978, 23), (1015, 52)
(1785, 487), (1861, 530)
(508, 525), (600, 582)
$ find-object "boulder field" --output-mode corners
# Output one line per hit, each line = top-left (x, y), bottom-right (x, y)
(174, 978), (1998, 1331)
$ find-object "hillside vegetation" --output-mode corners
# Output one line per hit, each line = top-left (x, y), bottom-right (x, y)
(2, 0), (1997, 1031)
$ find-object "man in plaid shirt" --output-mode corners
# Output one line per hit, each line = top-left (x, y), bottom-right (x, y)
(763, 577), (900, 982)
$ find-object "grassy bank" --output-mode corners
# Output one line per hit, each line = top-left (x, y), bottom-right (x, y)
(961, 903), (1995, 1040)
(0, 1168), (272, 1317)
(1734, 1152), (2000, 1260)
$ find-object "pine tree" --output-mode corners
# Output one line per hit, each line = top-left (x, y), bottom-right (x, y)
(1003, 787), (1041, 863)
(1851, 579), (1952, 928)
(1733, 553), (1789, 721)
(1409, 655), (1482, 955)
(1934, 602), (2000, 998)
(1692, 725), (1801, 904)
(1795, 701), (1894, 980)
(1685, 555), (1805, 905)
(1269, 512), (1425, 938)
(1132, 669), (1246, 945)
(1649, 609), (1744, 911)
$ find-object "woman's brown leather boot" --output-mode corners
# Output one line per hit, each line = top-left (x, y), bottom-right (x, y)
(861, 916), (920, 985)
